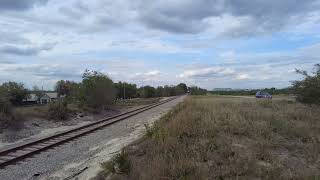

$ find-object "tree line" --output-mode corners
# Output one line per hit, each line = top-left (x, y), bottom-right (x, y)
(210, 87), (291, 96)
(1, 70), (206, 121)
(3, 63), (317, 121)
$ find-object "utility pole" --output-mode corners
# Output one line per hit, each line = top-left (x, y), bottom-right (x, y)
(123, 83), (126, 99)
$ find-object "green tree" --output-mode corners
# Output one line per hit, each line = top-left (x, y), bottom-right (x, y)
(79, 70), (116, 109)
(139, 86), (156, 98)
(1, 82), (29, 105)
(190, 86), (207, 95)
(0, 86), (13, 121)
(114, 82), (138, 99)
(177, 83), (188, 93)
(55, 80), (79, 98)
(155, 86), (164, 97)
(162, 85), (172, 97)
(292, 64), (320, 104)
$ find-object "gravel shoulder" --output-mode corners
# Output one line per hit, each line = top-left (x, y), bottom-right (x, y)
(0, 96), (186, 180)
(0, 108), (123, 150)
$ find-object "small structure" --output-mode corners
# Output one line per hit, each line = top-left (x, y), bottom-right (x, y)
(24, 92), (62, 105)
(23, 94), (38, 105)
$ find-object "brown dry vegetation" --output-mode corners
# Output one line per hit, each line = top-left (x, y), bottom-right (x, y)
(14, 105), (49, 119)
(115, 97), (161, 107)
(103, 96), (320, 180)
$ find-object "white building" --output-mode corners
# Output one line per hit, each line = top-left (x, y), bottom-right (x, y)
(24, 92), (62, 104)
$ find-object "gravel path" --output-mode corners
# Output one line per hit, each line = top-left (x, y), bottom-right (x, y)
(0, 96), (186, 180)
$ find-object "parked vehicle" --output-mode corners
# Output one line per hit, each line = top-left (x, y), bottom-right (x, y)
(255, 91), (272, 99)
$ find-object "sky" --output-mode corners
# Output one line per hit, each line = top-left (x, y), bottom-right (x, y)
(0, 0), (320, 90)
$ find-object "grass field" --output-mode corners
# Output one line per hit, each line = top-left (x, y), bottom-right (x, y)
(101, 95), (320, 180)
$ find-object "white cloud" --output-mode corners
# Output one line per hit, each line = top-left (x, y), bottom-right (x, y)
(178, 67), (235, 78)
(145, 70), (161, 76)
(0, 0), (320, 90)
(235, 73), (250, 80)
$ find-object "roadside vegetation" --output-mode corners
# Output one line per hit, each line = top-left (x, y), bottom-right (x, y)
(98, 64), (320, 180)
(292, 64), (320, 104)
(0, 70), (194, 127)
(210, 87), (291, 96)
(102, 96), (320, 179)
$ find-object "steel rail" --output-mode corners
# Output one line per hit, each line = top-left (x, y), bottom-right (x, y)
(0, 96), (180, 168)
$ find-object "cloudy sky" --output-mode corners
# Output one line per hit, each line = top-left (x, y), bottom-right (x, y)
(0, 0), (320, 90)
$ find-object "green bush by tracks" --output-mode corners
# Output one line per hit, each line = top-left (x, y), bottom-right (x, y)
(0, 86), (14, 123)
(102, 96), (320, 180)
(79, 70), (116, 111)
(101, 150), (131, 175)
(48, 100), (69, 120)
(292, 64), (320, 105)
(0, 82), (29, 106)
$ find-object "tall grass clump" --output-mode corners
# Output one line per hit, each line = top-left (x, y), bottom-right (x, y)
(101, 150), (131, 175)
(48, 100), (69, 120)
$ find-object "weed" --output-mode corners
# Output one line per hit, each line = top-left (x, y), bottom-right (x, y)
(102, 150), (131, 175)
(48, 100), (69, 120)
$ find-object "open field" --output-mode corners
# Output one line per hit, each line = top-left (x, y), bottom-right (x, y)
(103, 95), (320, 180)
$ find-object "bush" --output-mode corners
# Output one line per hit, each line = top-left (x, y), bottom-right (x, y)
(79, 70), (116, 110)
(189, 86), (207, 95)
(292, 64), (320, 104)
(114, 82), (138, 99)
(101, 150), (131, 175)
(0, 91), (13, 122)
(48, 100), (69, 120)
(55, 80), (80, 102)
(0, 81), (29, 105)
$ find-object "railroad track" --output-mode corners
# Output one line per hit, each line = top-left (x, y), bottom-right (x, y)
(0, 96), (180, 168)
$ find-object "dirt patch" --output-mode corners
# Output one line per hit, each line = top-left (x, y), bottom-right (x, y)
(0, 108), (121, 149)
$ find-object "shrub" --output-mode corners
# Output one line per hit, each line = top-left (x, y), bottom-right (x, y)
(55, 80), (80, 102)
(114, 82), (138, 99)
(144, 123), (154, 138)
(79, 70), (116, 110)
(292, 64), (320, 104)
(189, 86), (207, 95)
(101, 150), (131, 175)
(48, 100), (69, 120)
(0, 89), (13, 122)
(0, 81), (29, 105)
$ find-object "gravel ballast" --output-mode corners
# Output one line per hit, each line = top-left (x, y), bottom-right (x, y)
(0, 96), (185, 180)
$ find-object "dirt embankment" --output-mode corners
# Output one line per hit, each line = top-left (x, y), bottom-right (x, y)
(0, 108), (121, 149)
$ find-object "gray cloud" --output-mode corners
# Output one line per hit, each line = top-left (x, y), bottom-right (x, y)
(0, 31), (31, 44)
(140, 13), (206, 34)
(1, 64), (82, 79)
(0, 43), (55, 56)
(0, 59), (14, 64)
(0, 0), (48, 11)
(138, 0), (320, 35)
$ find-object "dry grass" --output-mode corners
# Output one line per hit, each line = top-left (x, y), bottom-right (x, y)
(115, 97), (161, 107)
(104, 96), (320, 180)
(14, 105), (49, 119)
